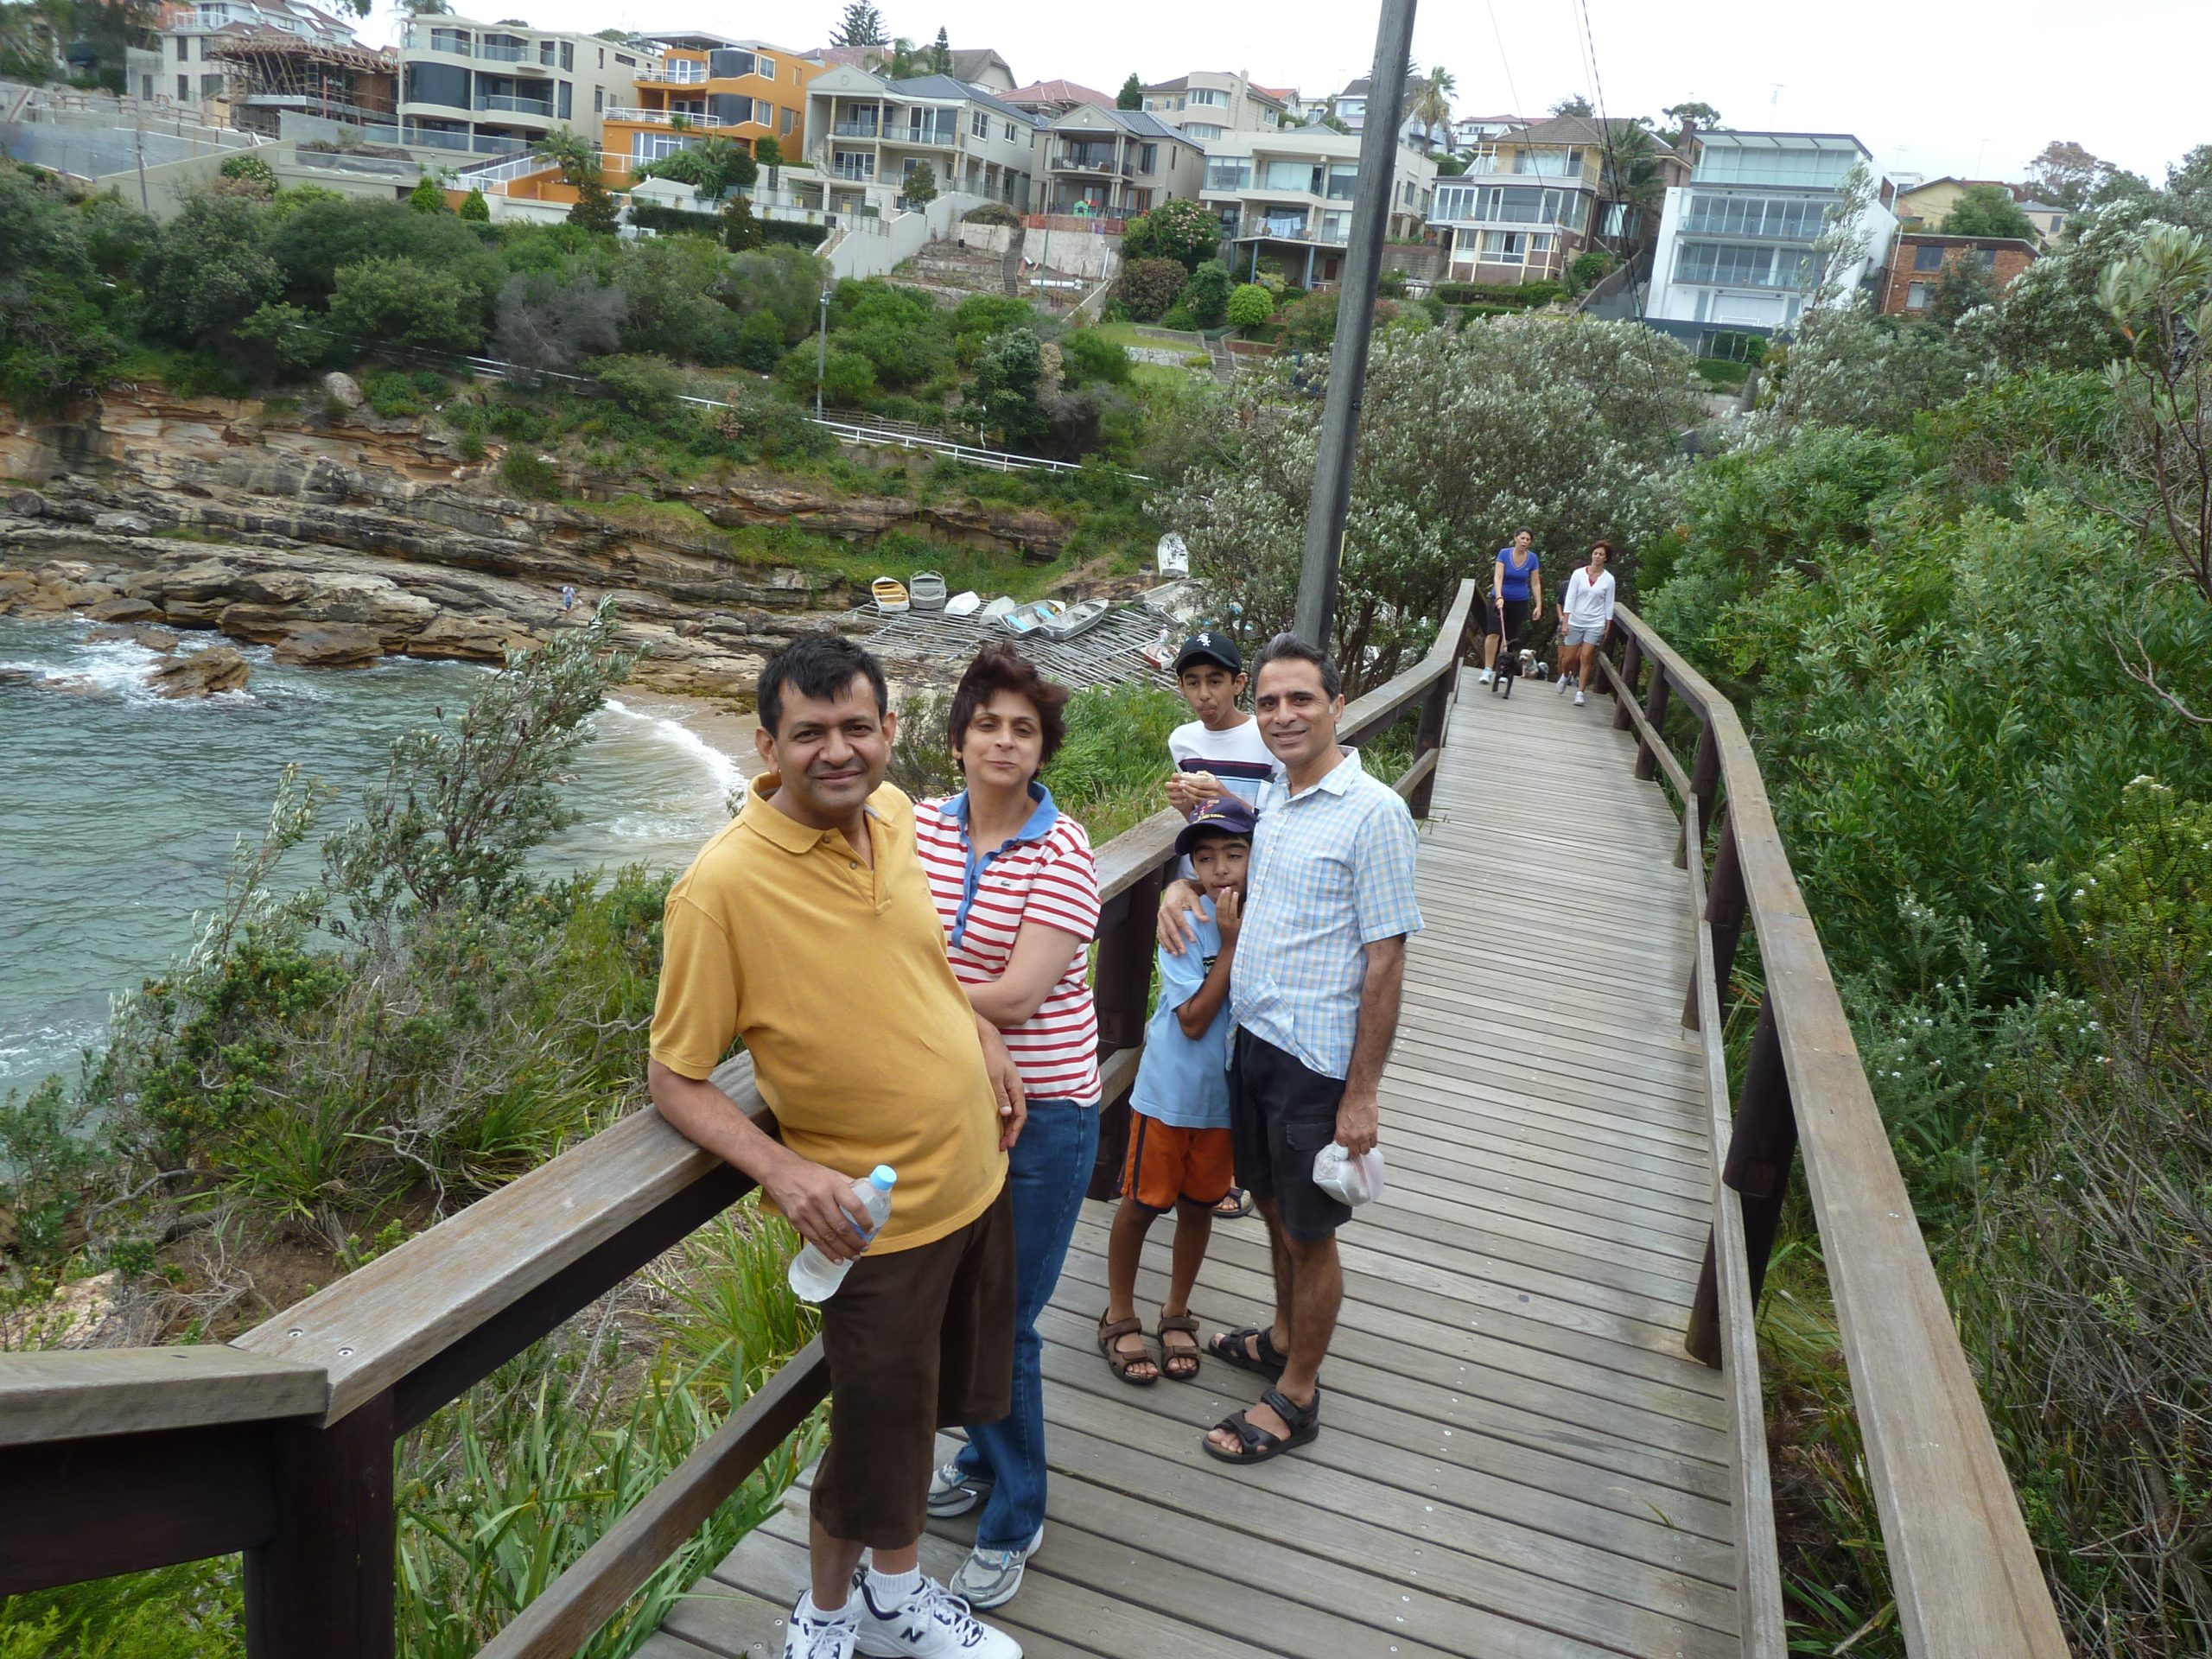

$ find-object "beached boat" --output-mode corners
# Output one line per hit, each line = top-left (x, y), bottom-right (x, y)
(908, 572), (947, 611)
(871, 577), (910, 613)
(979, 595), (1016, 622)
(1037, 598), (1111, 642)
(944, 590), (982, 617)
(997, 599), (1067, 638)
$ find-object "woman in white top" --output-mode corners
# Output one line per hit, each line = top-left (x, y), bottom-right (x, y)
(1555, 542), (1618, 708)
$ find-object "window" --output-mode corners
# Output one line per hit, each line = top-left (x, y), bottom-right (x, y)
(1682, 192), (1830, 241)
(1137, 143), (1156, 173)
(142, 73), (152, 98)
(1190, 86), (1226, 106)
(1674, 239), (1818, 289)
(781, 107), (795, 134)
(175, 35), (189, 59)
(632, 130), (700, 162)
(1430, 183), (1582, 227)
(557, 80), (570, 118)
(429, 27), (470, 54)
(1320, 211), (1350, 242)
(1185, 123), (1223, 141)
(758, 54), (775, 78)
(1511, 145), (1580, 176)
(1261, 157), (1313, 192)
(594, 86), (602, 112)
(1206, 156), (1251, 191)
(598, 48), (604, 67)
(537, 40), (554, 65)
(177, 73), (188, 99)
(200, 71), (226, 98)
(972, 109), (988, 138)
(1912, 243), (1943, 270)
(561, 41), (573, 70)
(614, 52), (634, 67)
(1693, 142), (1856, 188)
(1479, 230), (1531, 264)
(1325, 163), (1357, 200)
(1977, 248), (1997, 269)
(1905, 281), (1932, 309)
(1005, 122), (1015, 141)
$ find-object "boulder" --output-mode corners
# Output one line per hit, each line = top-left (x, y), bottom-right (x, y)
(404, 613), (518, 662)
(8, 490), (44, 518)
(93, 511), (151, 536)
(322, 372), (365, 410)
(266, 623), (386, 667)
(85, 595), (162, 623)
(147, 645), (251, 699)
(87, 623), (181, 652)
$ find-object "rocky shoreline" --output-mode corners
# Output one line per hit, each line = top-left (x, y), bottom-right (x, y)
(0, 387), (1091, 704)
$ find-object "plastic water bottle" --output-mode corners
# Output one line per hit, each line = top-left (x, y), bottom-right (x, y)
(785, 1166), (897, 1303)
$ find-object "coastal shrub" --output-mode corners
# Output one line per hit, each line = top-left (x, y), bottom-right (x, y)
(219, 153), (277, 189)
(268, 197), (500, 312)
(588, 353), (687, 422)
(1118, 199), (1219, 271)
(1175, 262), (1231, 328)
(733, 308), (787, 372)
(458, 188), (491, 223)
(1059, 327), (1131, 388)
(363, 369), (429, 417)
(500, 446), (561, 499)
(1567, 248), (1611, 291)
(617, 233), (740, 365)
(327, 256), (485, 353)
(964, 327), (1045, 450)
(1116, 257), (1187, 323)
(1225, 283), (1274, 330)
(1274, 290), (1338, 351)
(407, 175), (451, 216)
(136, 194), (283, 349)
(723, 245), (828, 343)
(493, 270), (627, 372)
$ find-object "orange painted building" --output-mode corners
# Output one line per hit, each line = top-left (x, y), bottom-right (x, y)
(601, 36), (822, 186)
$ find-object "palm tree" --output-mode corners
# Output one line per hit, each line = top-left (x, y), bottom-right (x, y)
(1594, 122), (1667, 259)
(1410, 66), (1455, 149)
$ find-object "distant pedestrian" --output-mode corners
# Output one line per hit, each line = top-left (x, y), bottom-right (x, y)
(1479, 529), (1541, 685)
(1555, 542), (1617, 709)
(560, 584), (576, 613)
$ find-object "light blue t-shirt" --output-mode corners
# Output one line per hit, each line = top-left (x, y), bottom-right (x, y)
(1128, 908), (1232, 1130)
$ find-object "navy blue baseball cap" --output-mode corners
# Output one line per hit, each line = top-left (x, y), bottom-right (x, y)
(1173, 629), (1242, 675)
(1174, 795), (1259, 856)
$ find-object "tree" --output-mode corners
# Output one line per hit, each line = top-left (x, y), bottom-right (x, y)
(1549, 93), (1593, 118)
(458, 186), (490, 222)
(1116, 73), (1142, 111)
(754, 134), (783, 191)
(1595, 122), (1667, 256)
(1160, 319), (1705, 691)
(1116, 256), (1187, 321)
(901, 160), (938, 207)
(1120, 198), (1218, 270)
(2026, 140), (2114, 212)
(1941, 184), (2037, 240)
(137, 194), (283, 349)
(1177, 260), (1230, 327)
(830, 0), (885, 46)
(589, 352), (687, 420)
(493, 269), (626, 369)
(635, 135), (756, 203)
(406, 174), (450, 215)
(327, 254), (483, 352)
(720, 193), (762, 250)
(1930, 256), (2001, 324)
(1226, 282), (1274, 331)
(929, 26), (950, 73)
(967, 327), (1046, 448)
(1659, 100), (1721, 145)
(1409, 66), (1454, 147)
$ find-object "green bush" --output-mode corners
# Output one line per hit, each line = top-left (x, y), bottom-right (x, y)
(1059, 327), (1131, 388)
(1567, 248), (1612, 291)
(458, 188), (491, 223)
(1693, 358), (1751, 386)
(1116, 257), (1188, 322)
(733, 308), (787, 372)
(1118, 198), (1219, 270)
(363, 369), (429, 417)
(1226, 283), (1274, 330)
(500, 446), (561, 498)
(407, 175), (451, 215)
(219, 153), (277, 189)
(588, 352), (687, 420)
(328, 255), (485, 353)
(1175, 261), (1231, 327)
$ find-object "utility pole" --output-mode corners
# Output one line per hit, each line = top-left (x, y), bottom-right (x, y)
(1294, 0), (1419, 652)
(815, 284), (831, 418)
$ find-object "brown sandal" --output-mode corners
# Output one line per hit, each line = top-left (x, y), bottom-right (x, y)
(1157, 1312), (1202, 1382)
(1097, 1313), (1158, 1386)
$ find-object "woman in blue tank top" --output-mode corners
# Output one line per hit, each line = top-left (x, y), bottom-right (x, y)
(1481, 528), (1543, 683)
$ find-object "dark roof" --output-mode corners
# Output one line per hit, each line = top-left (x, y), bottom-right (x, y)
(1508, 112), (1681, 157)
(948, 47), (1011, 82)
(1007, 78), (1113, 109)
(1144, 75), (1189, 93)
(887, 73), (1039, 126)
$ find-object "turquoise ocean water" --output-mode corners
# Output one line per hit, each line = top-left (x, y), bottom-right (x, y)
(0, 614), (748, 1094)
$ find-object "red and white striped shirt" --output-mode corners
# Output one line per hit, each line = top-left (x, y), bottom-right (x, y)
(914, 787), (1101, 1105)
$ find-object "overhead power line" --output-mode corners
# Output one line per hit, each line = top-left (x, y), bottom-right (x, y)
(1484, 0), (1522, 117)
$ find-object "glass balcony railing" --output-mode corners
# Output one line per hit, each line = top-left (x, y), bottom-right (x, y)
(830, 162), (874, 181)
(477, 41), (527, 61)
(476, 93), (553, 116)
(831, 120), (879, 137)
(641, 60), (707, 84)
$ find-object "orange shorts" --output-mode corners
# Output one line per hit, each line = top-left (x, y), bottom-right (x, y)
(1121, 1111), (1236, 1212)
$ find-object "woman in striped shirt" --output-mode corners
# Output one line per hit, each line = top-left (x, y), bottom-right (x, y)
(913, 643), (1101, 1613)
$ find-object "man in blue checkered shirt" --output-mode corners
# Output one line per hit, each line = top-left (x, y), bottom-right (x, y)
(1156, 632), (1422, 1469)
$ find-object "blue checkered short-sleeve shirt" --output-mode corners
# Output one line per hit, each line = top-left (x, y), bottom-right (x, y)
(1230, 748), (1422, 1079)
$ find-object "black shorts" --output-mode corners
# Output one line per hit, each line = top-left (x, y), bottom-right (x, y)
(1484, 597), (1531, 643)
(1230, 1028), (1352, 1243)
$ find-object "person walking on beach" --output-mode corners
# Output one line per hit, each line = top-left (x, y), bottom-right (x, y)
(913, 644), (1102, 1611)
(1155, 635), (1422, 1467)
(646, 633), (1028, 1659)
(1479, 529), (1542, 685)
(1555, 542), (1618, 708)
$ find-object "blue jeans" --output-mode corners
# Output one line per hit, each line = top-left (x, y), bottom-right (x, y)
(956, 1097), (1097, 1549)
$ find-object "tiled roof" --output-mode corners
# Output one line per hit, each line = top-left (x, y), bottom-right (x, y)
(887, 73), (1040, 127)
(1008, 78), (1113, 108)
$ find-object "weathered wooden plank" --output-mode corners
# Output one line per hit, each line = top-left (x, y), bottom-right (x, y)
(0, 1345), (326, 1446)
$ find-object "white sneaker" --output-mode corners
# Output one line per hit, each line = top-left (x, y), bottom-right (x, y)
(949, 1525), (1045, 1611)
(855, 1575), (1020, 1657)
(785, 1594), (859, 1659)
(925, 1460), (989, 1519)
(1478, 668), (1494, 684)
(1574, 690), (1586, 706)
(1555, 671), (1573, 695)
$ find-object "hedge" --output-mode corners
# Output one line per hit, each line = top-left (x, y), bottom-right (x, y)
(1432, 279), (1567, 308)
(627, 202), (829, 249)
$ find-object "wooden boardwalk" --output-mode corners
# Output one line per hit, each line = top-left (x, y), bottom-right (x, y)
(642, 671), (1738, 1659)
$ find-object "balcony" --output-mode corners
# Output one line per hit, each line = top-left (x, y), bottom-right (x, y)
(604, 106), (722, 128)
(884, 127), (956, 149)
(830, 162), (875, 181)
(477, 41), (527, 62)
(639, 60), (708, 85)
(476, 92), (552, 117)
(1054, 149), (1127, 176)
(831, 120), (880, 137)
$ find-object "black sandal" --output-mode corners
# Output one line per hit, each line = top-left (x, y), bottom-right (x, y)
(1213, 1187), (1254, 1219)
(1207, 1325), (1287, 1380)
(1204, 1385), (1322, 1466)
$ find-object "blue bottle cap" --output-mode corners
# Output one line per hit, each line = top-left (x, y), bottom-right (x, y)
(870, 1166), (897, 1190)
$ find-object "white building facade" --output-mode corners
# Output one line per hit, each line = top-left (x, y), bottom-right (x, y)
(1139, 70), (1289, 144)
(1200, 127), (1436, 289)
(1645, 130), (1898, 331)
(398, 16), (655, 155)
(803, 66), (1043, 216)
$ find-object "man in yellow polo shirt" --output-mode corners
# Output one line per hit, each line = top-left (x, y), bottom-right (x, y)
(648, 634), (1027, 1659)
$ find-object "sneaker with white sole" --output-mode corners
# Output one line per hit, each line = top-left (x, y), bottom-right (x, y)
(1573, 690), (1586, 706)
(785, 1594), (859, 1659)
(1555, 671), (1573, 696)
(948, 1525), (1045, 1611)
(926, 1460), (990, 1519)
(1478, 667), (1494, 683)
(855, 1575), (1020, 1657)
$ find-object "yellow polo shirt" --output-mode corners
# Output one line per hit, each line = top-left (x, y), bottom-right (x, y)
(650, 776), (1006, 1252)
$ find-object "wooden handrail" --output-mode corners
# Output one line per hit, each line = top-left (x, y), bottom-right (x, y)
(1598, 607), (2069, 1658)
(0, 582), (1479, 1659)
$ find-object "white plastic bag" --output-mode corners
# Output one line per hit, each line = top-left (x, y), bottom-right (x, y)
(1312, 1142), (1386, 1206)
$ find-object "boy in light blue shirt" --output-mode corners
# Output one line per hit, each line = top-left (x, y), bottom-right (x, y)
(1095, 797), (1255, 1386)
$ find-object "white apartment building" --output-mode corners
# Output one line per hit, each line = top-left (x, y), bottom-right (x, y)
(398, 16), (656, 156)
(1201, 127), (1437, 289)
(1138, 70), (1290, 143)
(1645, 130), (1899, 332)
(803, 65), (1042, 215)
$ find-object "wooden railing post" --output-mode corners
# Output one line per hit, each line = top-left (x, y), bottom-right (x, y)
(1676, 721), (1720, 869)
(1408, 673), (1451, 817)
(1687, 1001), (1796, 1364)
(1684, 813), (1747, 1032)
(1632, 665), (1671, 782)
(1611, 633), (1643, 732)
(1087, 862), (1164, 1199)
(244, 1390), (395, 1659)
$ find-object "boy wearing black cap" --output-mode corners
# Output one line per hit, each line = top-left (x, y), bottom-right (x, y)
(1096, 797), (1256, 1386)
(1165, 631), (1277, 819)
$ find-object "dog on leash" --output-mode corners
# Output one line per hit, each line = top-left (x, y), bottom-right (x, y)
(1490, 647), (1546, 699)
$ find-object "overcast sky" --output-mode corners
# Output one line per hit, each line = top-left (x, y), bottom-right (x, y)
(371, 0), (2206, 185)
